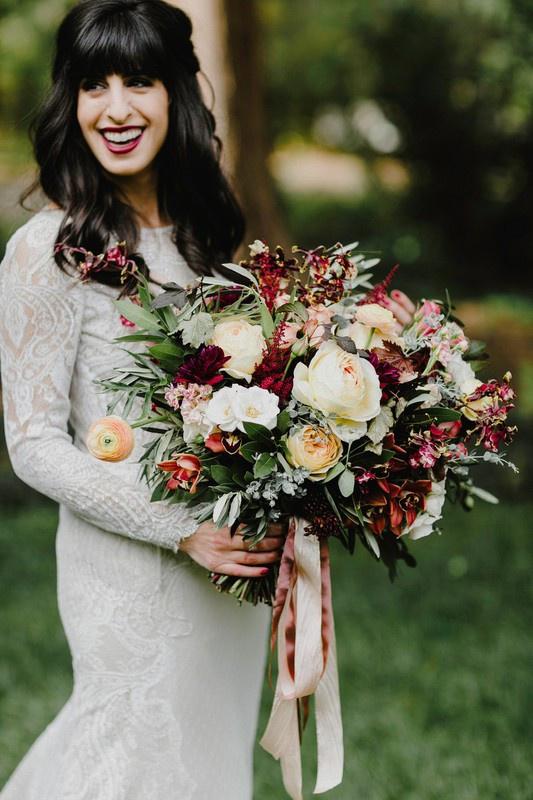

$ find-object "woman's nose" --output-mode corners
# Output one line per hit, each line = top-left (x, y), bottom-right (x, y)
(105, 86), (131, 124)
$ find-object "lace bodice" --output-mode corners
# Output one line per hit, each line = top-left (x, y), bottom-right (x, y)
(0, 207), (200, 549)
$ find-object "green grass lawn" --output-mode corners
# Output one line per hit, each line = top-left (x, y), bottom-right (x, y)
(0, 501), (531, 799)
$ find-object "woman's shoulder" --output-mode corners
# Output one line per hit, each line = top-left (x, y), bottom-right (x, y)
(4, 204), (65, 253)
(1, 205), (77, 290)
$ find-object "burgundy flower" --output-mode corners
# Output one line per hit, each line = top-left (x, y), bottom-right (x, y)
(174, 345), (230, 386)
(368, 352), (401, 398)
(363, 478), (432, 537)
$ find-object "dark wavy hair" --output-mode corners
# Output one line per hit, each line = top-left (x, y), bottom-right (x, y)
(21, 0), (245, 294)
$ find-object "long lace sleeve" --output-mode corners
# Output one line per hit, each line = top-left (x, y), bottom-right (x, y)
(0, 219), (199, 551)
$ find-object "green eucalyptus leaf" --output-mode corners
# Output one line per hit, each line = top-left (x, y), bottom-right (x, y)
(338, 469), (356, 498)
(114, 300), (161, 331)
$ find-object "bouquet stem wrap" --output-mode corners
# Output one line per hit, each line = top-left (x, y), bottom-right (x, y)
(260, 517), (343, 799)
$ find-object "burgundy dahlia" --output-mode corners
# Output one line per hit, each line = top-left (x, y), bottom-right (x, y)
(174, 345), (230, 386)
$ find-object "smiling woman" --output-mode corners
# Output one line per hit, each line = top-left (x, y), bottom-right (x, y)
(77, 73), (170, 174)
(20, 0), (244, 288)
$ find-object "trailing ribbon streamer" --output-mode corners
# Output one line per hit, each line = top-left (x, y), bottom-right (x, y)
(260, 517), (343, 799)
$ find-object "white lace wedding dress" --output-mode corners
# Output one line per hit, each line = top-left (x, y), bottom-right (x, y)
(0, 207), (271, 800)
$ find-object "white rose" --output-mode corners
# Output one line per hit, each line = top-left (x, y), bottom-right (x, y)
(211, 318), (266, 382)
(446, 353), (482, 395)
(205, 385), (279, 433)
(230, 385), (280, 432)
(403, 479), (446, 541)
(292, 340), (381, 423)
(204, 386), (240, 432)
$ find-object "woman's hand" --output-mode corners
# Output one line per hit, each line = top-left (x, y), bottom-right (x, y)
(179, 520), (286, 577)
(384, 289), (416, 334)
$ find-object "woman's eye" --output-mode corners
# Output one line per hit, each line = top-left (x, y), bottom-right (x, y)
(127, 76), (153, 88)
(81, 79), (105, 91)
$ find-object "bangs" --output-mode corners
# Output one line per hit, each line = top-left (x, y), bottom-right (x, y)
(70, 11), (168, 84)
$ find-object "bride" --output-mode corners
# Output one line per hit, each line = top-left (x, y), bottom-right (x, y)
(0, 1), (287, 798)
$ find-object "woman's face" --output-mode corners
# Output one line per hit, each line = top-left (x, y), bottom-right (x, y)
(77, 73), (169, 179)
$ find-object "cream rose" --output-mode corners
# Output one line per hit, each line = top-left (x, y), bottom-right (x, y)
(286, 425), (342, 480)
(292, 340), (382, 423)
(210, 318), (266, 382)
(346, 303), (402, 349)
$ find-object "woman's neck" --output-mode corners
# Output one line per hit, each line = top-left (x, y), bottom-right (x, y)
(112, 168), (171, 229)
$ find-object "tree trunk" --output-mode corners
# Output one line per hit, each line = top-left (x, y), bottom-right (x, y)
(168, 0), (287, 252)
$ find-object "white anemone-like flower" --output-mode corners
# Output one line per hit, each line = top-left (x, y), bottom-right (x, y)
(205, 385), (279, 433)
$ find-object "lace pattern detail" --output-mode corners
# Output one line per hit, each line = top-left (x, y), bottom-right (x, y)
(0, 209), (199, 550)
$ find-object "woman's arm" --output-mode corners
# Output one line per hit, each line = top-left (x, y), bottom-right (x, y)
(0, 219), (198, 552)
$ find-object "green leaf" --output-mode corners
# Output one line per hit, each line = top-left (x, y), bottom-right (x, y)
(114, 300), (162, 331)
(324, 462), (346, 482)
(253, 452), (277, 479)
(116, 332), (166, 343)
(148, 341), (183, 360)
(258, 301), (275, 339)
(211, 465), (234, 485)
(338, 469), (355, 498)
(409, 407), (462, 423)
(239, 442), (260, 462)
(220, 262), (259, 287)
(275, 301), (309, 322)
(176, 312), (215, 348)
(276, 409), (291, 434)
(242, 421), (273, 443)
(469, 485), (499, 504)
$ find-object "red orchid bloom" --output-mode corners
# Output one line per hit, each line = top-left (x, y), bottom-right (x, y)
(158, 454), (202, 493)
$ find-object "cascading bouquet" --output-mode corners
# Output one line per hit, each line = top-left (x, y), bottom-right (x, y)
(76, 237), (516, 799)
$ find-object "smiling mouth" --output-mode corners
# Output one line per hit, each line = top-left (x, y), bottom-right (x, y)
(100, 126), (145, 144)
(98, 126), (146, 155)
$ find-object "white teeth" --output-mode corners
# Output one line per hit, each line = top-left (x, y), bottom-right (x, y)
(102, 128), (143, 144)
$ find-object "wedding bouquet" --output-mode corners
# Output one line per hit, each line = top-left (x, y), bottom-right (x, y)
(76, 237), (516, 799)
(83, 239), (516, 600)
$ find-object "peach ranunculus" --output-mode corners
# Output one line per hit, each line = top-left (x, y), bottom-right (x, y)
(210, 318), (266, 382)
(286, 425), (342, 481)
(346, 303), (402, 349)
(303, 304), (334, 347)
(157, 454), (202, 493)
(86, 416), (135, 462)
(292, 340), (381, 424)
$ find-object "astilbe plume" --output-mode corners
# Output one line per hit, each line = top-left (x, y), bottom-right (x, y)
(252, 322), (294, 403)
(358, 263), (399, 307)
(242, 243), (299, 311)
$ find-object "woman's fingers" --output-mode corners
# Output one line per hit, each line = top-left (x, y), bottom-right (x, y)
(249, 536), (285, 552)
(266, 522), (286, 537)
(215, 562), (274, 578)
(233, 549), (281, 566)
(386, 298), (412, 326)
(391, 289), (416, 314)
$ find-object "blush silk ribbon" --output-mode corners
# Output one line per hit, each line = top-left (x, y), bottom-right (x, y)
(260, 516), (343, 799)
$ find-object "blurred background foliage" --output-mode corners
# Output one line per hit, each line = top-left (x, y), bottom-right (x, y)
(0, 1), (531, 797)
